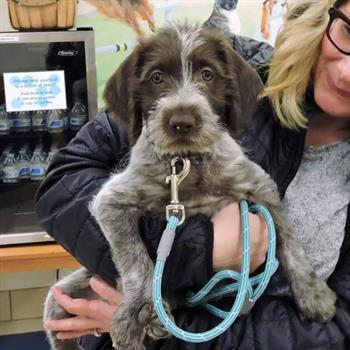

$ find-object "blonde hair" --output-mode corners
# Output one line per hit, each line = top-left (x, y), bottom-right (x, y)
(262, 0), (336, 129)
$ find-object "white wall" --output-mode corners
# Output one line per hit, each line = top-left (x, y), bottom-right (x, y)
(0, 1), (15, 32)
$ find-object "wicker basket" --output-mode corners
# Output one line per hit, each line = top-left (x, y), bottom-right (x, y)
(7, 0), (77, 30)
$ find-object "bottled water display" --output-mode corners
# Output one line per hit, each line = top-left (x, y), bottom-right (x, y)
(0, 104), (88, 135)
(69, 101), (88, 131)
(47, 109), (67, 133)
(0, 74), (92, 246)
(0, 102), (89, 183)
(14, 111), (32, 133)
(2, 152), (19, 183)
(32, 110), (47, 132)
(0, 143), (59, 183)
(0, 105), (11, 135)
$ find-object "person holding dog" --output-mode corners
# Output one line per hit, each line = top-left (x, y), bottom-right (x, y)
(36, 0), (350, 349)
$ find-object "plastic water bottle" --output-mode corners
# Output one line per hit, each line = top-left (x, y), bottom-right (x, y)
(47, 109), (67, 133)
(17, 144), (31, 180)
(0, 144), (14, 159)
(14, 111), (31, 133)
(69, 101), (88, 131)
(0, 106), (11, 135)
(45, 145), (58, 173)
(32, 110), (47, 132)
(0, 144), (14, 181)
(2, 152), (19, 183)
(30, 148), (46, 181)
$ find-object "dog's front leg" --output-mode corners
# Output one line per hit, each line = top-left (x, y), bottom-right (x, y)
(90, 174), (169, 350)
(228, 159), (336, 321)
(44, 268), (93, 350)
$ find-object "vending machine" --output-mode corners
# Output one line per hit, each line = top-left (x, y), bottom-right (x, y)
(0, 29), (97, 245)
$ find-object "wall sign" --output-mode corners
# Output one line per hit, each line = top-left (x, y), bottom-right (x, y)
(3, 70), (67, 112)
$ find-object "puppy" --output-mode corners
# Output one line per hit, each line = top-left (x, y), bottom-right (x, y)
(44, 24), (336, 350)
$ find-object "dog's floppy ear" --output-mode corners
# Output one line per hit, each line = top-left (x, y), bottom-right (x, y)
(223, 42), (264, 137)
(103, 48), (142, 145)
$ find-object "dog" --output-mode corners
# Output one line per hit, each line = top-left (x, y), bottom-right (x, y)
(85, 0), (156, 37)
(261, 0), (287, 45)
(204, 0), (241, 36)
(44, 24), (337, 350)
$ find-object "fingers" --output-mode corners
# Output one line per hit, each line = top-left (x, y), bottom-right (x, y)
(56, 329), (96, 340)
(56, 328), (112, 340)
(89, 276), (123, 306)
(249, 212), (268, 248)
(249, 213), (269, 271)
(45, 282), (120, 338)
(44, 313), (112, 336)
(50, 286), (100, 317)
(45, 315), (99, 332)
(212, 202), (270, 272)
(50, 285), (115, 320)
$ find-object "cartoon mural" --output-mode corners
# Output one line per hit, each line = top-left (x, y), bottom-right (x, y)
(76, 0), (285, 107)
(260, 0), (288, 45)
(85, 0), (156, 37)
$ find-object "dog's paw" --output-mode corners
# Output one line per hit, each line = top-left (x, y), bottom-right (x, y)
(111, 304), (144, 350)
(138, 301), (171, 340)
(294, 277), (337, 322)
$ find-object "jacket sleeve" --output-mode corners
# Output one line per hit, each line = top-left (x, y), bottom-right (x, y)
(35, 110), (214, 293)
(35, 110), (125, 283)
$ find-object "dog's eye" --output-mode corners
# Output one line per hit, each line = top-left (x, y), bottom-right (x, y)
(151, 71), (163, 84)
(201, 68), (214, 82)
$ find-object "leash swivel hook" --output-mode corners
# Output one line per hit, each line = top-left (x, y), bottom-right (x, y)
(165, 157), (191, 225)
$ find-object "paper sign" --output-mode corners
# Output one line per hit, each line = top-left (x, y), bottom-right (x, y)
(3, 71), (67, 112)
(0, 34), (19, 42)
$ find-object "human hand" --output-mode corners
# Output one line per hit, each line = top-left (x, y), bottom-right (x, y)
(211, 202), (268, 272)
(43, 276), (123, 340)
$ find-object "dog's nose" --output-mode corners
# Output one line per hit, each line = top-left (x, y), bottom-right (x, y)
(169, 114), (196, 134)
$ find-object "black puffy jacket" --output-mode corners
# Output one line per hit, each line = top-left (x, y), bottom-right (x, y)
(35, 37), (350, 350)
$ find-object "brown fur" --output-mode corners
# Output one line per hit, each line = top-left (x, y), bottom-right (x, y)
(85, 0), (155, 37)
(104, 26), (263, 145)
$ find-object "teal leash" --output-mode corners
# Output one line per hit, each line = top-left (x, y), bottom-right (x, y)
(152, 158), (279, 342)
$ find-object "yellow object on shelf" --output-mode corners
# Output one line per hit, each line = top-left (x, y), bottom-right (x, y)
(7, 0), (77, 30)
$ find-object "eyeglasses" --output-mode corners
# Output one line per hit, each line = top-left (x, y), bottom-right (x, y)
(326, 7), (350, 55)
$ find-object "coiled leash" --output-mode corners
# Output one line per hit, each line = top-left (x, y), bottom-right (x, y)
(152, 157), (279, 342)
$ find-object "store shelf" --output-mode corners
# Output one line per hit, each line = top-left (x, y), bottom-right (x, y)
(0, 244), (80, 273)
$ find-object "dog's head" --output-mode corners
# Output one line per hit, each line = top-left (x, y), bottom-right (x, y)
(271, 0), (287, 18)
(217, 0), (239, 11)
(263, 0), (287, 18)
(104, 24), (262, 157)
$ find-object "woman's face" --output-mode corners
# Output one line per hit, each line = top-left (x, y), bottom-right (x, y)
(313, 1), (350, 118)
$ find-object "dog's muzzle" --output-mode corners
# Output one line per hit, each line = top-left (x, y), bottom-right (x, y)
(168, 114), (201, 136)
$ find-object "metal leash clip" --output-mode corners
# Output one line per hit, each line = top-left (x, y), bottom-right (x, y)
(165, 157), (191, 225)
